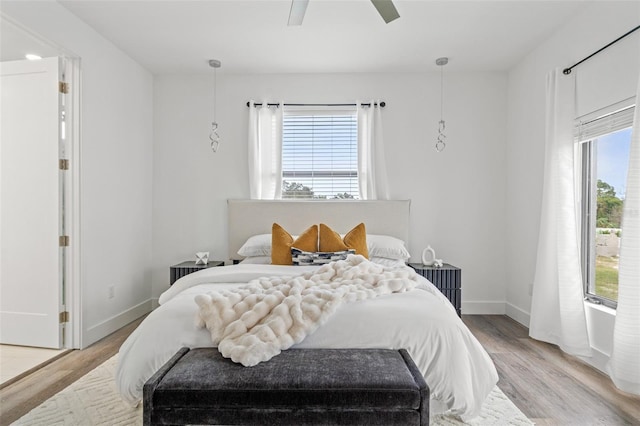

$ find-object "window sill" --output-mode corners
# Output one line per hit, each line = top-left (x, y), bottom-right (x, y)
(584, 300), (616, 316)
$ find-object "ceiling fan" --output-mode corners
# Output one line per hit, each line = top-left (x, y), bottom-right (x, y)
(288, 0), (400, 26)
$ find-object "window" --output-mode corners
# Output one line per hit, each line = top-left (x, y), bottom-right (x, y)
(578, 103), (634, 308)
(281, 107), (359, 199)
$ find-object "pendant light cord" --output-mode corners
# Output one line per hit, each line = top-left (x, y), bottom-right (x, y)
(435, 57), (448, 152)
(209, 59), (221, 152)
(213, 66), (217, 122)
(440, 64), (444, 122)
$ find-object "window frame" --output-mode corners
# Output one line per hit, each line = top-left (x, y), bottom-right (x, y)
(281, 106), (359, 200)
(577, 100), (635, 309)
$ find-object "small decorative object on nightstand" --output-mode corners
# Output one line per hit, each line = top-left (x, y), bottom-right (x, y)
(408, 263), (461, 317)
(421, 246), (436, 265)
(421, 246), (443, 267)
(170, 260), (224, 285)
(195, 251), (209, 265)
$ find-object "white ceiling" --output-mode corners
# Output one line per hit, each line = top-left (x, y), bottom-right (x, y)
(8, 1), (595, 74)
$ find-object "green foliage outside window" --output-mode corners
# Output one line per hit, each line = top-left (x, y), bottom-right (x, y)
(594, 179), (623, 302)
(282, 181), (355, 200)
(595, 256), (618, 301)
(282, 181), (317, 199)
(596, 180), (623, 228)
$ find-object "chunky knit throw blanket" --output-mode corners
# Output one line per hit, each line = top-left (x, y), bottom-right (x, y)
(194, 255), (419, 366)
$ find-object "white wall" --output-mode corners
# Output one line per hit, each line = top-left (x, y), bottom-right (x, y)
(506, 2), (640, 369)
(152, 71), (508, 311)
(13, 0), (631, 354)
(1, 2), (154, 347)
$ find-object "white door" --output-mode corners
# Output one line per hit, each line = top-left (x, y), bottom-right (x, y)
(0, 57), (64, 348)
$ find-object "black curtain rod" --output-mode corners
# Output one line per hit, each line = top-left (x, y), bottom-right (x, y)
(246, 101), (385, 107)
(563, 25), (640, 75)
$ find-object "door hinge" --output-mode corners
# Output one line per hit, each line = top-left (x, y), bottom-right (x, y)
(59, 235), (70, 247)
(59, 159), (69, 170)
(59, 81), (69, 94)
(59, 311), (70, 323)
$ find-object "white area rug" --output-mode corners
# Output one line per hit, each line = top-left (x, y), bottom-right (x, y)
(13, 355), (534, 426)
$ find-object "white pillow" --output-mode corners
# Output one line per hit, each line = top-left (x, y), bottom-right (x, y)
(370, 256), (407, 267)
(237, 233), (410, 260)
(238, 256), (271, 264)
(237, 234), (272, 257)
(367, 235), (411, 260)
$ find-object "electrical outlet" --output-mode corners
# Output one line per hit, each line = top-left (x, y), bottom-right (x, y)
(108, 286), (115, 299)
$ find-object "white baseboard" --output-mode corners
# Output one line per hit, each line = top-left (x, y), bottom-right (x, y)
(462, 301), (531, 329)
(578, 346), (610, 375)
(461, 301), (506, 315)
(152, 298), (160, 310)
(505, 302), (530, 328)
(82, 299), (152, 348)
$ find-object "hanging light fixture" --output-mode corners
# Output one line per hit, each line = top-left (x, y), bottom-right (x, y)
(209, 59), (221, 152)
(435, 57), (448, 152)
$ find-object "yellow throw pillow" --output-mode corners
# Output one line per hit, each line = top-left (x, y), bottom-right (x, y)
(271, 223), (318, 265)
(318, 223), (348, 252)
(319, 223), (368, 258)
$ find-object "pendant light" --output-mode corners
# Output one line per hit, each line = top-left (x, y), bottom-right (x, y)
(209, 59), (221, 152)
(435, 57), (448, 152)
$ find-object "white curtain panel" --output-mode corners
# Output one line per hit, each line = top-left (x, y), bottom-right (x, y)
(530, 69), (592, 357)
(248, 101), (283, 199)
(357, 101), (389, 200)
(607, 75), (640, 395)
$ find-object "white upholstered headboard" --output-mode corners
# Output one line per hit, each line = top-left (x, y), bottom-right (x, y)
(227, 199), (411, 261)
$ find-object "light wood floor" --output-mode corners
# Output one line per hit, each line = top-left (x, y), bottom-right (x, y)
(0, 317), (144, 426)
(1, 315), (639, 425)
(0, 345), (69, 385)
(463, 315), (640, 426)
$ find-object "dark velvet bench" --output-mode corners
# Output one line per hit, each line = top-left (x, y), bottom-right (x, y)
(143, 347), (429, 426)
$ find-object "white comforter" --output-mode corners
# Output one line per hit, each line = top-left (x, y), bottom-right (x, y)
(116, 262), (498, 420)
(196, 256), (419, 367)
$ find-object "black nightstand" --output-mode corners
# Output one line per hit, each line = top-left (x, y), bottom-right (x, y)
(170, 260), (224, 285)
(408, 263), (461, 317)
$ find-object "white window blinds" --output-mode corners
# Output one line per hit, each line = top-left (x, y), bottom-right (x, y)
(282, 107), (359, 199)
(576, 104), (635, 142)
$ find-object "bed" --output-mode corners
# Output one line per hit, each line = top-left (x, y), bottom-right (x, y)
(116, 199), (498, 421)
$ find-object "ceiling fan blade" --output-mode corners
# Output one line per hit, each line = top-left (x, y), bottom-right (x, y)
(370, 0), (400, 23)
(288, 0), (309, 26)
